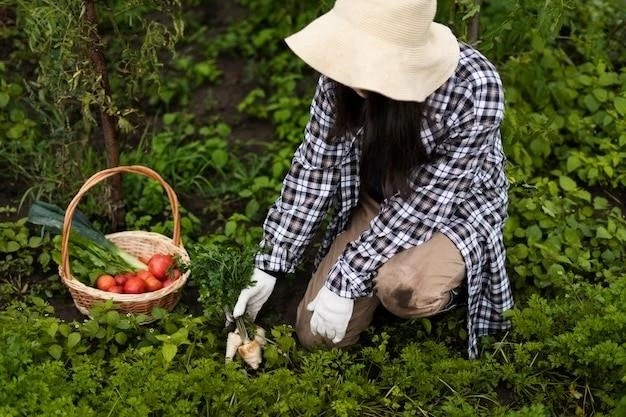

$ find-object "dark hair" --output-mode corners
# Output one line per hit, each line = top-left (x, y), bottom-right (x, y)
(329, 83), (428, 198)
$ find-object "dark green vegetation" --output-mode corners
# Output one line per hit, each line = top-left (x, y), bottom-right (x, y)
(1, 0), (625, 415)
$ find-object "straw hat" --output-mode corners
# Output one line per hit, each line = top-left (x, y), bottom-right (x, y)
(285, 0), (460, 102)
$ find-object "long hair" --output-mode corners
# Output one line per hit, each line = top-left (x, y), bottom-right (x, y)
(329, 83), (428, 198)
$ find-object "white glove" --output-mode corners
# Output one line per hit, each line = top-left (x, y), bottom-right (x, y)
(232, 268), (276, 321)
(307, 286), (354, 344)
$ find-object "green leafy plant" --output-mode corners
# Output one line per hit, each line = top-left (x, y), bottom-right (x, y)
(190, 244), (255, 322)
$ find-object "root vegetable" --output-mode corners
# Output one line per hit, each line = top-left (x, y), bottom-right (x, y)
(237, 339), (263, 369)
(254, 326), (266, 348)
(225, 331), (243, 363)
(225, 326), (266, 369)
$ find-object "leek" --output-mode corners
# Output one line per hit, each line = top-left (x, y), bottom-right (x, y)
(27, 201), (147, 281)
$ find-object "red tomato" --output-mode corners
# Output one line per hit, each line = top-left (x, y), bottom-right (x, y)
(162, 278), (175, 288)
(148, 254), (174, 281)
(123, 277), (147, 294)
(96, 275), (116, 291)
(114, 274), (129, 286)
(108, 285), (123, 293)
(145, 277), (163, 292)
(136, 270), (154, 281)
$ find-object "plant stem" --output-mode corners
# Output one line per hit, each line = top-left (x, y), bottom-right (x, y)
(235, 316), (250, 344)
(468, 0), (483, 44)
(83, 0), (125, 230)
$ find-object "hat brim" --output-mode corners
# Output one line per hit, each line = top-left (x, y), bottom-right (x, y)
(285, 9), (460, 102)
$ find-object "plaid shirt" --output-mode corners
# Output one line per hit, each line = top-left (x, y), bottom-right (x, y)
(256, 43), (514, 358)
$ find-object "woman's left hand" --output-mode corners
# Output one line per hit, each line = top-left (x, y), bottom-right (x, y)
(307, 286), (354, 343)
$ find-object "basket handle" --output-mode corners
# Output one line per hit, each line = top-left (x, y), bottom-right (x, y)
(61, 165), (182, 278)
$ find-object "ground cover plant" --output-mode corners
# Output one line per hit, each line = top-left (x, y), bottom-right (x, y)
(0, 0), (625, 415)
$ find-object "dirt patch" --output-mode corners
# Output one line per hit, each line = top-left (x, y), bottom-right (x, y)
(0, 178), (30, 222)
(590, 185), (626, 216)
(188, 56), (275, 147)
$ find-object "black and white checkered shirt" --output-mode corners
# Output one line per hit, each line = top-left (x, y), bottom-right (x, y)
(256, 43), (514, 358)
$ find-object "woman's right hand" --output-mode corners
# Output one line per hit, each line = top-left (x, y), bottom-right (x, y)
(231, 268), (277, 321)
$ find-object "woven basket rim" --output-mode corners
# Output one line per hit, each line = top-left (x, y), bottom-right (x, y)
(60, 230), (190, 304)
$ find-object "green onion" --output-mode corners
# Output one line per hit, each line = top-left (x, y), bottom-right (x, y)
(27, 201), (147, 282)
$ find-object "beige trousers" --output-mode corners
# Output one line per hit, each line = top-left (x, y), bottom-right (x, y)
(296, 194), (466, 348)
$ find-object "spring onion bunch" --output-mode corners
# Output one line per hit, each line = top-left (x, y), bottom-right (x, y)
(27, 201), (147, 284)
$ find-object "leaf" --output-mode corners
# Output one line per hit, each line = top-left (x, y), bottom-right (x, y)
(47, 323), (59, 338)
(163, 113), (177, 125)
(583, 95), (600, 112)
(67, 332), (81, 348)
(559, 176), (577, 192)
(162, 343), (177, 363)
(245, 199), (260, 218)
(28, 236), (42, 248)
(38, 252), (51, 267)
(602, 165), (614, 177)
(116, 319), (131, 330)
(106, 310), (120, 326)
(0, 92), (9, 108)
(31, 296), (45, 307)
(170, 328), (189, 345)
(48, 344), (63, 360)
(592, 88), (608, 102)
(526, 225), (543, 243)
(566, 155), (582, 172)
(596, 227), (612, 239)
(577, 74), (592, 86)
(614, 97), (626, 116)
(421, 318), (432, 334)
(5, 241), (20, 252)
(211, 149), (228, 169)
(593, 197), (609, 210)
(598, 72), (618, 86)
(224, 221), (237, 236)
(115, 332), (128, 345)
(152, 307), (167, 320)
(58, 324), (71, 337)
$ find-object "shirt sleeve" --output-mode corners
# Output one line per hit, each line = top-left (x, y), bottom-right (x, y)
(255, 75), (350, 274)
(325, 70), (505, 298)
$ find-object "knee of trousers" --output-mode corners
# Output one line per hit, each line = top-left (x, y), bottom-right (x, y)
(295, 316), (319, 349)
(375, 270), (461, 319)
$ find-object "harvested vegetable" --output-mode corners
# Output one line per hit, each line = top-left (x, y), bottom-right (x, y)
(190, 245), (267, 368)
(225, 331), (243, 363)
(96, 275), (116, 291)
(148, 253), (174, 280)
(225, 326), (266, 369)
(123, 277), (147, 294)
(27, 201), (147, 284)
(237, 339), (263, 369)
(190, 245), (255, 320)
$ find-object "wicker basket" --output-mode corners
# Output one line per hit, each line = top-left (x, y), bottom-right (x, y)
(59, 165), (190, 318)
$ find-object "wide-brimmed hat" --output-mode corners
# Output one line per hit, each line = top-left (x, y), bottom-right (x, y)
(285, 0), (460, 102)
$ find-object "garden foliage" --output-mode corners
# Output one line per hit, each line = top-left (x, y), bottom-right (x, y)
(1, 0), (625, 415)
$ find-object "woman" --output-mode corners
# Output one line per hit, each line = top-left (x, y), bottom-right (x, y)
(231, 0), (514, 358)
